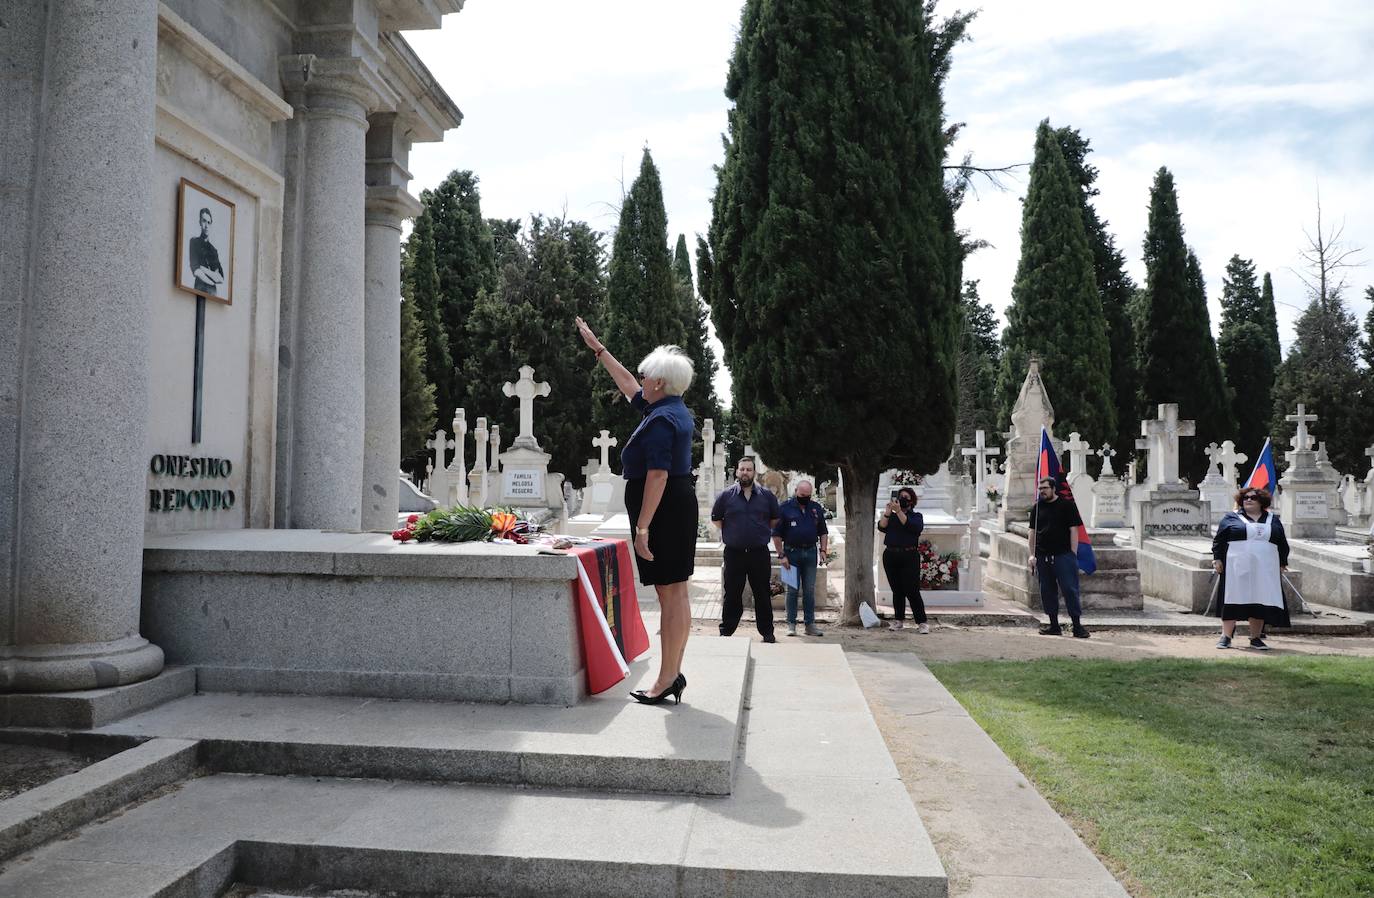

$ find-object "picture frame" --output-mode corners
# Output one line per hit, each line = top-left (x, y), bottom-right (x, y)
(174, 177), (235, 305)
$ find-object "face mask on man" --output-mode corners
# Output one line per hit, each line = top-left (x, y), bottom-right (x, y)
(796, 494), (811, 505)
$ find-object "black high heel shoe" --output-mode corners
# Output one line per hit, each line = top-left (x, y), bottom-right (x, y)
(631, 672), (686, 706)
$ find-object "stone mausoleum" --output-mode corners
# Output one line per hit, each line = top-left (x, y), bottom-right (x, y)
(2, 0), (463, 694)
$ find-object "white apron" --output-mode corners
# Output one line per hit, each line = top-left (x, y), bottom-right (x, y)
(1225, 519), (1283, 609)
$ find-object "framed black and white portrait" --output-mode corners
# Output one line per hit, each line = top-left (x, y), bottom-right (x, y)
(175, 178), (235, 305)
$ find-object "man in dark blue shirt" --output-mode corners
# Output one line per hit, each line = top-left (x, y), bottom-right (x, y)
(711, 457), (780, 642)
(772, 479), (828, 636)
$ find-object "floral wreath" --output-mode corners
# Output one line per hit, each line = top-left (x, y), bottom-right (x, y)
(918, 540), (961, 589)
(392, 505), (529, 544)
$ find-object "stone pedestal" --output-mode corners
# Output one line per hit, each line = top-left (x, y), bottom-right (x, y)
(1198, 475), (1234, 526)
(1131, 486), (1212, 547)
(1278, 459), (1342, 538)
(499, 445), (565, 527)
(2, 0), (165, 692)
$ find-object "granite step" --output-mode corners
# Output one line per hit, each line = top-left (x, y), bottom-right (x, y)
(87, 637), (750, 797)
(0, 642), (947, 898)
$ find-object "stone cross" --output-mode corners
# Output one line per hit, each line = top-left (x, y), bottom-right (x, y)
(448, 408), (468, 501)
(1064, 432), (1092, 475)
(1143, 404), (1195, 487)
(960, 429), (1001, 512)
(489, 425), (501, 466)
(502, 365), (551, 450)
(1135, 437), (1150, 486)
(472, 417), (489, 506)
(1286, 403), (1317, 452)
(1365, 445), (1374, 476)
(1218, 440), (1247, 484)
(1203, 442), (1224, 480)
(426, 428), (455, 503)
(1097, 444), (1117, 477)
(592, 429), (617, 475)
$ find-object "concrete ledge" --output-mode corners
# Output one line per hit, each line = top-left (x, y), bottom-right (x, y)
(0, 667), (196, 729)
(142, 531), (589, 705)
(0, 737), (199, 863)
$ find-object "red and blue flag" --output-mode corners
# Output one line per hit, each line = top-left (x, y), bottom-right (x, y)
(1038, 428), (1097, 574)
(1242, 438), (1278, 493)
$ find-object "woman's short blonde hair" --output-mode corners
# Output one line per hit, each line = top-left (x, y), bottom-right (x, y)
(638, 345), (694, 396)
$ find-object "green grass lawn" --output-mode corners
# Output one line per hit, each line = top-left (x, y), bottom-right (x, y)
(929, 656), (1374, 898)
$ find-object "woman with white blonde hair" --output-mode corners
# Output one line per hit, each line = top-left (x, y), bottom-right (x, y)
(576, 316), (696, 705)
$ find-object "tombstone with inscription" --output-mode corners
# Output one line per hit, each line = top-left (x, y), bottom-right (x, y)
(1130, 404), (1211, 545)
(496, 366), (565, 525)
(1090, 444), (1128, 529)
(1277, 404), (1342, 538)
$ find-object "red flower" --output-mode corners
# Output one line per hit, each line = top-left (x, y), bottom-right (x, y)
(407, 514), (421, 524)
(391, 528), (414, 542)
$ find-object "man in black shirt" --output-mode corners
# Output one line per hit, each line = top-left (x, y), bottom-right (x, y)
(1027, 477), (1089, 638)
(189, 208), (225, 295)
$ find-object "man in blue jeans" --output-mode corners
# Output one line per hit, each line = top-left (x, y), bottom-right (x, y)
(1026, 477), (1090, 638)
(772, 479), (829, 637)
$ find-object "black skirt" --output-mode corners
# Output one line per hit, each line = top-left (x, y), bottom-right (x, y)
(1209, 573), (1292, 627)
(624, 474), (698, 586)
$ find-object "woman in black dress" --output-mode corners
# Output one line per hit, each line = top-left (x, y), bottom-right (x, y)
(1211, 487), (1290, 650)
(878, 486), (928, 633)
(576, 316), (696, 704)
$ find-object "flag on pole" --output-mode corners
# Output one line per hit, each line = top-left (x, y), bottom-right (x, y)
(1038, 428), (1097, 574)
(1242, 437), (1278, 493)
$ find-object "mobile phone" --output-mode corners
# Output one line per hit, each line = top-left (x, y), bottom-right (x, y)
(890, 489), (901, 500)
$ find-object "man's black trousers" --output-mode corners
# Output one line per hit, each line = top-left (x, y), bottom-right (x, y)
(720, 545), (775, 638)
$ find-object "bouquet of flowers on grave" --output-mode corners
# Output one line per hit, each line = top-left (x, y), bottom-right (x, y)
(892, 470), (924, 486)
(918, 540), (961, 589)
(391, 505), (530, 544)
(985, 484), (1002, 505)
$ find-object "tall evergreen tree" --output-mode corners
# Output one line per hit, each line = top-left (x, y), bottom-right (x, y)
(957, 280), (1000, 459)
(703, 0), (969, 623)
(423, 171), (500, 415)
(1216, 255), (1277, 457)
(1362, 285), (1374, 370)
(398, 292), (436, 472)
(598, 149), (686, 456)
(674, 233), (722, 446)
(1137, 168), (1235, 483)
(997, 120), (1114, 443)
(1271, 290), (1367, 472)
(462, 216), (608, 483)
(1055, 125), (1140, 459)
(403, 208), (456, 426)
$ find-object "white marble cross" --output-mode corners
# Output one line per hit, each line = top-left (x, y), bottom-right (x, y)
(1286, 403), (1317, 452)
(426, 428), (455, 475)
(1097, 444), (1117, 477)
(1218, 440), (1247, 484)
(448, 408), (469, 499)
(592, 429), (617, 475)
(472, 417), (489, 506)
(1203, 442), (1224, 479)
(1143, 404), (1195, 486)
(502, 365), (551, 449)
(1064, 431), (1092, 474)
(1365, 444), (1374, 474)
(961, 429), (1001, 512)
(489, 424), (501, 466)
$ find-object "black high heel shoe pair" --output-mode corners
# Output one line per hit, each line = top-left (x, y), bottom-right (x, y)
(631, 672), (686, 705)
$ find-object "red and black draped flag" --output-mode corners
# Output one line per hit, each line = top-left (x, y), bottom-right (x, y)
(1242, 438), (1278, 493)
(571, 540), (650, 695)
(1038, 428), (1097, 574)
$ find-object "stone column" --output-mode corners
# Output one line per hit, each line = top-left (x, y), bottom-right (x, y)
(3, 0), (164, 691)
(360, 113), (421, 530)
(279, 56), (377, 530)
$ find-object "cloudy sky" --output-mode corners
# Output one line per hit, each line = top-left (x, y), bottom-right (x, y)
(405, 1), (1374, 402)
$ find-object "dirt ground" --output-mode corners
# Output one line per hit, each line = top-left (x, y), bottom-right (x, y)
(689, 621), (1374, 662)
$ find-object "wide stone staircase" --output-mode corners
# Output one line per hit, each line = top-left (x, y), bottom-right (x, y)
(0, 637), (946, 898)
(984, 524), (1144, 611)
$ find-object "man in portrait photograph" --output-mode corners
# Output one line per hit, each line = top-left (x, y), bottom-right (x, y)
(189, 207), (225, 295)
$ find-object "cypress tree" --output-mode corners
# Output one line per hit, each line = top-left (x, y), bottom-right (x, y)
(398, 292), (436, 472)
(674, 233), (721, 447)
(1217, 255), (1277, 456)
(997, 120), (1114, 444)
(462, 216), (608, 483)
(423, 171), (500, 413)
(1055, 125), (1140, 459)
(599, 149), (686, 457)
(704, 0), (968, 623)
(1138, 168), (1235, 483)
(1363, 286), (1374, 369)
(403, 208), (456, 427)
(957, 280), (1000, 457)
(1271, 290), (1367, 472)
